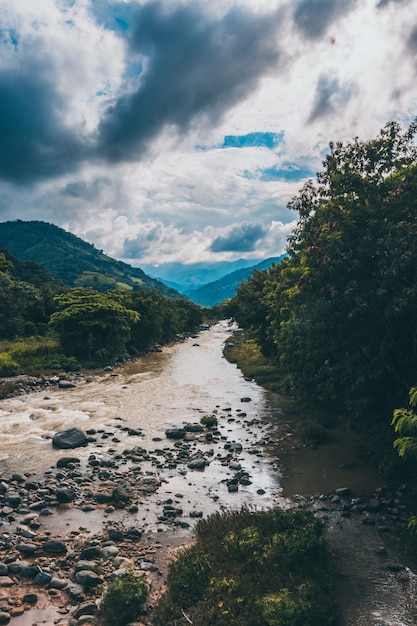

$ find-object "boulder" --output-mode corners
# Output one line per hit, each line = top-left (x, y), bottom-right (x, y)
(56, 488), (76, 504)
(56, 456), (80, 468)
(53, 428), (89, 450)
(43, 539), (67, 555)
(75, 570), (101, 587)
(165, 428), (186, 440)
(58, 380), (76, 389)
(187, 458), (206, 471)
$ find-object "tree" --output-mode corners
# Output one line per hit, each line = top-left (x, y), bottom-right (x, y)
(230, 120), (417, 425)
(49, 288), (139, 362)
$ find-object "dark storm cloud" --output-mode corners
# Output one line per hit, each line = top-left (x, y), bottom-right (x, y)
(210, 220), (267, 253)
(308, 75), (355, 122)
(0, 67), (86, 184)
(60, 178), (109, 201)
(96, 2), (282, 162)
(294, 0), (356, 40)
(377, 0), (409, 8)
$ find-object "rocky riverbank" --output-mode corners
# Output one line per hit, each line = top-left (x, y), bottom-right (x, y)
(0, 390), (290, 626)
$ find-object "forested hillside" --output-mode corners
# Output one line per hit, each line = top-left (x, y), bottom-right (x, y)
(0, 220), (180, 297)
(0, 245), (203, 376)
(226, 121), (417, 440)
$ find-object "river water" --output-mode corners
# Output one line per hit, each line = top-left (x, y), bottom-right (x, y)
(0, 321), (289, 534)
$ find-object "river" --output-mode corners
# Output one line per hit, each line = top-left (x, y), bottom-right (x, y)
(0, 320), (416, 626)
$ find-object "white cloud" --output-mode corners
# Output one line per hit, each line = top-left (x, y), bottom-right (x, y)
(0, 0), (416, 266)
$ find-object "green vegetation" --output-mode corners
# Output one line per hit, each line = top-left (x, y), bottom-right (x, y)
(200, 414), (218, 429)
(0, 239), (204, 374)
(152, 507), (337, 626)
(0, 220), (180, 297)
(225, 121), (417, 449)
(99, 570), (150, 626)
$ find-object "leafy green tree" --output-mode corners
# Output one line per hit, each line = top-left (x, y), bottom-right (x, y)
(392, 386), (417, 460)
(231, 120), (417, 426)
(49, 288), (139, 362)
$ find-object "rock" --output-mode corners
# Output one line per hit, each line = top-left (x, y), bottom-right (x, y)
(0, 612), (10, 625)
(75, 570), (101, 587)
(100, 546), (119, 559)
(125, 527), (142, 541)
(165, 428), (186, 440)
(58, 380), (76, 388)
(95, 492), (113, 504)
(20, 563), (41, 578)
(16, 543), (37, 556)
(22, 592), (38, 604)
(112, 486), (130, 502)
(74, 602), (97, 619)
(49, 577), (68, 589)
(335, 487), (352, 497)
(0, 577), (13, 587)
(43, 539), (67, 554)
(75, 560), (99, 573)
(66, 583), (85, 600)
(387, 562), (406, 572)
(241, 397), (252, 402)
(53, 427), (89, 450)
(57, 456), (81, 468)
(80, 547), (101, 560)
(34, 571), (52, 585)
(56, 488), (76, 503)
(108, 527), (124, 542)
(187, 458), (206, 470)
(0, 564), (7, 576)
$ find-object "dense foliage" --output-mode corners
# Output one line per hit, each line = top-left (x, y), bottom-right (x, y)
(0, 220), (180, 297)
(228, 121), (417, 430)
(0, 245), (203, 371)
(152, 507), (337, 626)
(99, 570), (150, 626)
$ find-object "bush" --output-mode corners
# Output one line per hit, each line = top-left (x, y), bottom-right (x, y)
(0, 353), (20, 376)
(200, 414), (218, 429)
(152, 507), (337, 626)
(99, 570), (150, 626)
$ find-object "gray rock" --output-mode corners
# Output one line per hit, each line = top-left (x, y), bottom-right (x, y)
(100, 545), (119, 559)
(56, 488), (76, 503)
(0, 612), (10, 624)
(34, 571), (52, 585)
(22, 593), (37, 604)
(187, 458), (206, 470)
(57, 456), (81, 468)
(53, 427), (89, 449)
(58, 380), (76, 388)
(43, 539), (67, 554)
(112, 486), (130, 502)
(0, 577), (13, 588)
(66, 582), (85, 600)
(165, 428), (186, 440)
(75, 570), (101, 587)
(0, 563), (8, 576)
(73, 602), (97, 619)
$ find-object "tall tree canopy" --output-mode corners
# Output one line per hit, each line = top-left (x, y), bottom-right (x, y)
(230, 121), (417, 426)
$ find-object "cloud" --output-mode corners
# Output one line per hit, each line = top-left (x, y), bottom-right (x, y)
(96, 2), (283, 161)
(0, 67), (86, 183)
(210, 220), (267, 253)
(293, 0), (356, 40)
(308, 75), (356, 122)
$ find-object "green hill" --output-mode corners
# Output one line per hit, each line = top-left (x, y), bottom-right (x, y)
(185, 256), (285, 306)
(0, 220), (181, 297)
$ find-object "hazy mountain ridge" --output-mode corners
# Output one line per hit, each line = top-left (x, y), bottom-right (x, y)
(184, 256), (285, 306)
(0, 220), (181, 298)
(141, 258), (264, 291)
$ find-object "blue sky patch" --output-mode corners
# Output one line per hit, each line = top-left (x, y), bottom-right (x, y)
(259, 162), (317, 182)
(222, 131), (284, 150)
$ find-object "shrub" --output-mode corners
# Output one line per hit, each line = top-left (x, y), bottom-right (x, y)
(200, 414), (218, 429)
(0, 353), (20, 377)
(99, 570), (150, 626)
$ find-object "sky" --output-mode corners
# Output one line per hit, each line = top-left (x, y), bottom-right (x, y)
(0, 0), (416, 268)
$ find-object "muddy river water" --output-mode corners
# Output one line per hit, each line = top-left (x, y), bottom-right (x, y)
(0, 321), (416, 625)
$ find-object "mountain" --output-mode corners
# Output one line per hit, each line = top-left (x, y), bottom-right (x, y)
(141, 258), (264, 292)
(0, 220), (181, 298)
(185, 256), (285, 307)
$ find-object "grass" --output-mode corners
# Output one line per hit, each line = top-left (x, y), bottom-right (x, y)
(152, 506), (338, 626)
(223, 331), (287, 394)
(0, 336), (80, 380)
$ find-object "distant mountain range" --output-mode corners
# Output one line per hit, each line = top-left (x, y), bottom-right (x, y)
(0, 220), (180, 298)
(0, 220), (285, 307)
(183, 256), (285, 306)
